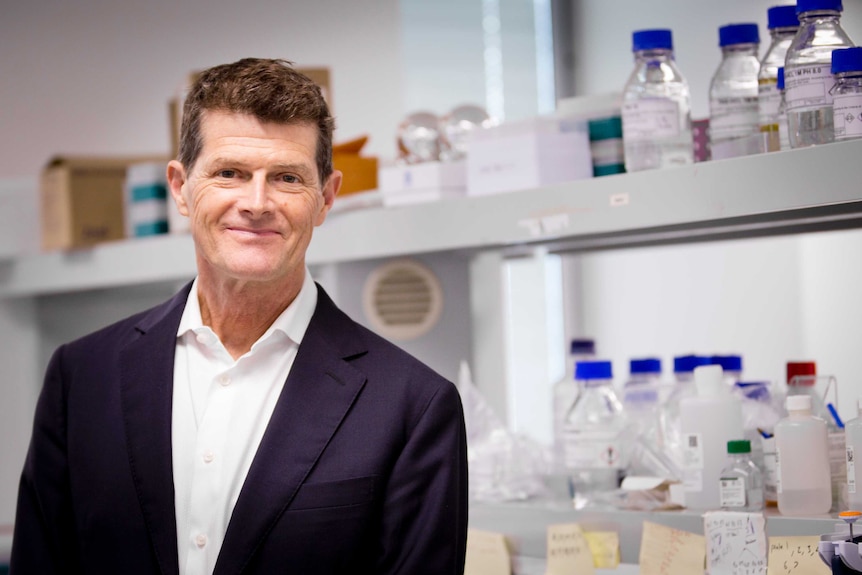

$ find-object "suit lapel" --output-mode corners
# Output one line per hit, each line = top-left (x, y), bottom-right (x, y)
(119, 286), (190, 575)
(214, 287), (368, 575)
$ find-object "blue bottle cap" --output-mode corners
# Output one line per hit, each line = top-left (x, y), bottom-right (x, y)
(797, 0), (842, 13)
(570, 338), (596, 355)
(768, 5), (800, 29)
(632, 29), (673, 52)
(575, 360), (613, 380)
(711, 355), (743, 372)
(673, 354), (711, 373)
(630, 358), (662, 374)
(777, 66), (785, 89)
(719, 23), (760, 46)
(832, 47), (862, 74)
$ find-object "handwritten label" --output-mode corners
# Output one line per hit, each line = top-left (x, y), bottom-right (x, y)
(546, 523), (595, 575)
(640, 520), (706, 575)
(610, 192), (630, 207)
(704, 511), (767, 575)
(464, 528), (510, 575)
(766, 537), (828, 575)
(584, 531), (621, 568)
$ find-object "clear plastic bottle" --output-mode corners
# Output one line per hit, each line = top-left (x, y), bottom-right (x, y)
(759, 5), (800, 152)
(777, 67), (791, 150)
(845, 399), (862, 509)
(621, 29), (694, 171)
(785, 0), (855, 148)
(563, 360), (625, 506)
(552, 338), (596, 470)
(623, 358), (662, 438)
(720, 439), (765, 511)
(775, 394), (832, 515)
(832, 47), (862, 141)
(679, 365), (745, 510)
(710, 23), (763, 159)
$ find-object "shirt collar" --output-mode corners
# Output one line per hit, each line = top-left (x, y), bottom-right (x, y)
(176, 269), (318, 348)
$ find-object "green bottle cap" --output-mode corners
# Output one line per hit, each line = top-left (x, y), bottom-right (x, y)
(727, 439), (751, 454)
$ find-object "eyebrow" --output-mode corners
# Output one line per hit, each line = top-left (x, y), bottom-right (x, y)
(206, 158), (316, 179)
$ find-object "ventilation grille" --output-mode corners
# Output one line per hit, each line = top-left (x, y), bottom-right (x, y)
(362, 260), (443, 341)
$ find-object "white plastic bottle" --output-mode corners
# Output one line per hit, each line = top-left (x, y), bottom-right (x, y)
(621, 29), (693, 172)
(563, 360), (625, 506)
(775, 394), (831, 515)
(845, 399), (862, 509)
(679, 364), (744, 510)
(552, 338), (596, 470)
(759, 5), (800, 152)
(709, 23), (762, 159)
(785, 0), (856, 148)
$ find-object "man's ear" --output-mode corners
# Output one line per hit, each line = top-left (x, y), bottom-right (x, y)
(167, 160), (190, 217)
(315, 169), (342, 226)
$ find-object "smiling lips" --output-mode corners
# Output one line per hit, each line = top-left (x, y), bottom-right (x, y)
(226, 226), (282, 238)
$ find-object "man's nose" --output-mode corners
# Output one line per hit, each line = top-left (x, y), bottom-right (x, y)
(239, 175), (272, 215)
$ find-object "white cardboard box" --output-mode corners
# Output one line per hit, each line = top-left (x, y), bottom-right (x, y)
(379, 160), (466, 206)
(379, 160), (466, 193)
(466, 116), (592, 196)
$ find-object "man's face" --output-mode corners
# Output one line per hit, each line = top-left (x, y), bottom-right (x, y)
(168, 111), (339, 287)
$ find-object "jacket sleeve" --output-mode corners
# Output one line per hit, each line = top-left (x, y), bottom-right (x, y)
(11, 345), (84, 574)
(375, 379), (468, 575)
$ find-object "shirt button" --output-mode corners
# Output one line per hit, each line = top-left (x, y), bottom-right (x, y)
(219, 375), (231, 387)
(195, 534), (208, 548)
(203, 450), (215, 463)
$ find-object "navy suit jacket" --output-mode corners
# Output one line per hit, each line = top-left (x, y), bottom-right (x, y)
(11, 283), (468, 574)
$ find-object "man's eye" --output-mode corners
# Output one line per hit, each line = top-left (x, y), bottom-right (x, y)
(281, 174), (299, 184)
(218, 170), (236, 178)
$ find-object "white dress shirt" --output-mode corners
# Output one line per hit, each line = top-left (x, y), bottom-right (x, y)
(172, 270), (317, 575)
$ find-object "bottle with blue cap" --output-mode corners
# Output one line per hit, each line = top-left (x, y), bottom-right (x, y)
(759, 5), (800, 152)
(621, 28), (694, 172)
(659, 355), (713, 460)
(832, 47), (862, 141)
(562, 360), (626, 506)
(777, 67), (791, 149)
(552, 338), (596, 472)
(709, 23), (763, 159)
(785, 0), (855, 148)
(623, 358), (663, 447)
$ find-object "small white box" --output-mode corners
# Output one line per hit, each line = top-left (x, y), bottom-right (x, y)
(379, 160), (466, 193)
(466, 116), (592, 196)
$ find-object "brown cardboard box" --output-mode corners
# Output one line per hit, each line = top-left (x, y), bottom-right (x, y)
(332, 136), (378, 196)
(41, 156), (167, 251)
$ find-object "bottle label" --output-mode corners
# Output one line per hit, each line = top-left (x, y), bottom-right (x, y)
(763, 451), (779, 496)
(848, 445), (856, 494)
(684, 469), (703, 492)
(563, 430), (622, 469)
(759, 81), (782, 126)
(711, 96), (760, 136)
(785, 65), (837, 112)
(775, 447), (782, 494)
(681, 432), (704, 469)
(719, 476), (747, 507)
(622, 99), (681, 141)
(833, 93), (862, 141)
(778, 111), (790, 151)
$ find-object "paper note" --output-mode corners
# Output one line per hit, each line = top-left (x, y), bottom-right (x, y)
(584, 531), (621, 568)
(464, 528), (510, 575)
(546, 523), (595, 575)
(766, 536), (828, 575)
(704, 511), (767, 575)
(639, 520), (706, 575)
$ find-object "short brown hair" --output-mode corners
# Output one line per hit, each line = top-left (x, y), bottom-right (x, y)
(178, 58), (335, 185)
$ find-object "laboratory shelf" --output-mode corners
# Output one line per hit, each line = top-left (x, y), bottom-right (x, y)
(1, 139), (860, 298)
(469, 501), (842, 564)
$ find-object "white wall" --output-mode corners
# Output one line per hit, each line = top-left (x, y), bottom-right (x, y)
(0, 0), (403, 178)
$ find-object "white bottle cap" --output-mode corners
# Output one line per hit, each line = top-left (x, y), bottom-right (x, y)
(786, 394), (812, 412)
(694, 364), (724, 397)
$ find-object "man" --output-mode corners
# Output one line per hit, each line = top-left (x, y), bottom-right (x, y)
(12, 58), (468, 574)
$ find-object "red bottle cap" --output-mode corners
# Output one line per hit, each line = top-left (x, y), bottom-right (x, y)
(787, 361), (817, 385)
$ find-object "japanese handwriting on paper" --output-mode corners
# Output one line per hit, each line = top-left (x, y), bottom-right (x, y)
(546, 523), (595, 575)
(639, 521), (706, 575)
